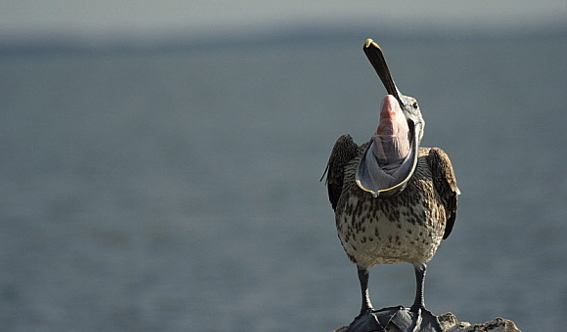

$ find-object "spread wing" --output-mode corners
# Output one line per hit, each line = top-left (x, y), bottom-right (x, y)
(426, 147), (460, 240)
(321, 134), (360, 211)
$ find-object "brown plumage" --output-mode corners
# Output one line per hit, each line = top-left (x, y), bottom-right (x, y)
(323, 136), (458, 268)
(321, 39), (460, 331)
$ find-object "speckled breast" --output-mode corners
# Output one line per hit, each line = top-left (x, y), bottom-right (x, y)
(335, 156), (447, 268)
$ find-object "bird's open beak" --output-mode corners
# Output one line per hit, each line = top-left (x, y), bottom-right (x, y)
(355, 39), (419, 198)
(363, 39), (403, 106)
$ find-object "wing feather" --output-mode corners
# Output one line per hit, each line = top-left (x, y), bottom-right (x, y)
(426, 147), (460, 240)
(321, 135), (359, 211)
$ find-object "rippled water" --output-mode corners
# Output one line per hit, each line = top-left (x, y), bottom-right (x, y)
(0, 33), (566, 331)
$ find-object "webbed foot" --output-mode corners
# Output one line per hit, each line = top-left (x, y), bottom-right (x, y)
(348, 306), (443, 332)
(409, 305), (443, 332)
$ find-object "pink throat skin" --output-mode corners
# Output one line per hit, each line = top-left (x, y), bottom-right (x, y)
(372, 95), (411, 165)
(376, 95), (408, 137)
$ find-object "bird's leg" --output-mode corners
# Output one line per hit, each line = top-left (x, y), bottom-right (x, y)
(349, 266), (386, 332)
(357, 265), (374, 315)
(411, 263), (426, 310)
(410, 263), (443, 332)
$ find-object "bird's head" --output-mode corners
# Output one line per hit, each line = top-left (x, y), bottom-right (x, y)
(363, 39), (425, 144)
(355, 39), (424, 197)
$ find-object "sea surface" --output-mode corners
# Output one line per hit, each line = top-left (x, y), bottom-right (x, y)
(1, 32), (566, 331)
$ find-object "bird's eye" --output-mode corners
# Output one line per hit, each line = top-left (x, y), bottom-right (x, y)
(412, 102), (418, 109)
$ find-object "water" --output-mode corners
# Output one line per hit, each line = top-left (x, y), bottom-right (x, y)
(0, 33), (566, 331)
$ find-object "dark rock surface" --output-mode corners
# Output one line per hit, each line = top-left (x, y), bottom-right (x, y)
(332, 313), (521, 332)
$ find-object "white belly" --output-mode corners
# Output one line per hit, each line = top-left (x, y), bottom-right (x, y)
(336, 196), (445, 268)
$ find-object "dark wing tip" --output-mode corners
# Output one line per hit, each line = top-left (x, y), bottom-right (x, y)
(427, 147), (459, 240)
(322, 134), (359, 211)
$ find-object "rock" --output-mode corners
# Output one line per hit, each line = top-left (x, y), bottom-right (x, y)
(438, 313), (521, 332)
(331, 313), (521, 332)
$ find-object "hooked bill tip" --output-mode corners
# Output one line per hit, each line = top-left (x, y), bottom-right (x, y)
(364, 38), (379, 49)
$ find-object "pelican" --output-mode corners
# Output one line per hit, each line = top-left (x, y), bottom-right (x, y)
(322, 39), (460, 332)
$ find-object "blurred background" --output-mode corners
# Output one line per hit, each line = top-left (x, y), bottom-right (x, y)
(1, 1), (566, 331)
